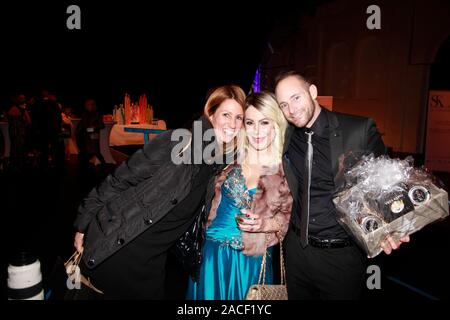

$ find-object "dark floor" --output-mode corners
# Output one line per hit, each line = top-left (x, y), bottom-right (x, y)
(2, 147), (449, 300)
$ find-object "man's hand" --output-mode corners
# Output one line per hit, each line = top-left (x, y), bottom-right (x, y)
(380, 235), (410, 255)
(74, 232), (84, 253)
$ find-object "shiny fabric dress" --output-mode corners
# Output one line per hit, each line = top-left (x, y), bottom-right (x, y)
(187, 166), (273, 300)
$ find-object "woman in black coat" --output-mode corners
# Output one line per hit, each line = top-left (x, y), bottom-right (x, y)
(73, 85), (246, 299)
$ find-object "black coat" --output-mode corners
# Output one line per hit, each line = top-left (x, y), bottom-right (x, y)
(74, 116), (221, 268)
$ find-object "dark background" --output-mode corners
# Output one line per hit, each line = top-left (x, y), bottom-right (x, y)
(0, 0), (312, 128)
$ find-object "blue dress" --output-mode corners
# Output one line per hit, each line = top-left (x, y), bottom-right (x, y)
(186, 165), (273, 300)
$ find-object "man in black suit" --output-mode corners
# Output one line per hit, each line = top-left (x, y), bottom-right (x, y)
(274, 71), (409, 299)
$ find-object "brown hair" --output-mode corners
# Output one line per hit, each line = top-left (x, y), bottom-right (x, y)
(204, 85), (246, 117)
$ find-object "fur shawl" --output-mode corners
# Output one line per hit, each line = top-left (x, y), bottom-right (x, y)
(206, 163), (293, 256)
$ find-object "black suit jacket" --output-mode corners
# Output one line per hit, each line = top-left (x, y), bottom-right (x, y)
(282, 107), (386, 204)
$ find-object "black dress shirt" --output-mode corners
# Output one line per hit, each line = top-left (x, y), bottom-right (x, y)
(288, 109), (348, 239)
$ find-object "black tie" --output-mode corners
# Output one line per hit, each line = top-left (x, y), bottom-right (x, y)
(300, 130), (314, 247)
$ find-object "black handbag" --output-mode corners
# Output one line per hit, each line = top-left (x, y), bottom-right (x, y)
(171, 204), (206, 282)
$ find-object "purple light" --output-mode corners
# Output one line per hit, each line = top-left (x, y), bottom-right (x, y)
(252, 66), (261, 93)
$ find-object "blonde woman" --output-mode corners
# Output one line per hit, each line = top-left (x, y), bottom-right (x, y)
(187, 92), (293, 300)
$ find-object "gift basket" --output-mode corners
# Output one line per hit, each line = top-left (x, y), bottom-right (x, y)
(333, 153), (449, 257)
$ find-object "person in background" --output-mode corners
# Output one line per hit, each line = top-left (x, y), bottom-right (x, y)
(76, 99), (106, 167)
(60, 106), (73, 160)
(6, 94), (32, 172)
(31, 90), (63, 169)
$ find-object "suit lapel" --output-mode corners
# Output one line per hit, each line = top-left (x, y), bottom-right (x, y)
(283, 125), (295, 155)
(282, 125), (299, 201)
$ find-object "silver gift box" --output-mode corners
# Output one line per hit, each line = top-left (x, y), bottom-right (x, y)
(333, 183), (449, 258)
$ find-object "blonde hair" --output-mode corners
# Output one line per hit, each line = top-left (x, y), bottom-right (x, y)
(203, 85), (246, 158)
(239, 91), (288, 164)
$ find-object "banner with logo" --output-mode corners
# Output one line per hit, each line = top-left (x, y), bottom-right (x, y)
(425, 91), (450, 172)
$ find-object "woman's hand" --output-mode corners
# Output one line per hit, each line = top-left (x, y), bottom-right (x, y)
(237, 209), (277, 233)
(74, 232), (84, 253)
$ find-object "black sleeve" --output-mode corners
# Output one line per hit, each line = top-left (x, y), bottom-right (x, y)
(73, 130), (174, 232)
(365, 118), (386, 157)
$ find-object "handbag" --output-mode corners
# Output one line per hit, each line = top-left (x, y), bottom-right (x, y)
(64, 250), (104, 295)
(47, 250), (104, 300)
(246, 238), (288, 300)
(171, 204), (206, 282)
